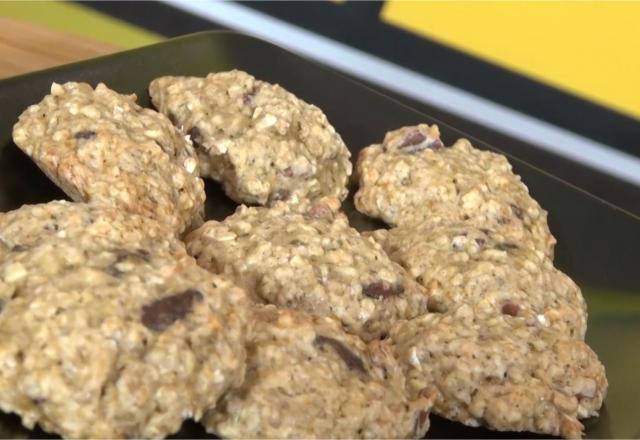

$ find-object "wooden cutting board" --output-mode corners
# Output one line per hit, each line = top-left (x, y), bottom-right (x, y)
(0, 17), (118, 79)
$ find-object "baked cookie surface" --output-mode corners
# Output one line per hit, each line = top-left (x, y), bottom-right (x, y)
(186, 198), (429, 341)
(371, 223), (587, 339)
(12, 82), (205, 234)
(0, 201), (185, 257)
(390, 305), (607, 439)
(204, 305), (437, 439)
(354, 124), (555, 257)
(0, 204), (249, 439)
(149, 70), (351, 205)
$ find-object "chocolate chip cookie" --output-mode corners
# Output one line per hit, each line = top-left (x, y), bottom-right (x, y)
(204, 305), (437, 439)
(389, 304), (607, 438)
(0, 204), (249, 438)
(149, 70), (351, 205)
(354, 124), (555, 257)
(371, 223), (586, 339)
(12, 82), (205, 234)
(186, 198), (429, 341)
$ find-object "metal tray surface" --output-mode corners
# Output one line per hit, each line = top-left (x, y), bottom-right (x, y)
(0, 31), (638, 439)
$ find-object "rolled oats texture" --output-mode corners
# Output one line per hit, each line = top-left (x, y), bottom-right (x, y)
(149, 70), (351, 205)
(12, 82), (205, 235)
(186, 198), (430, 341)
(354, 124), (555, 258)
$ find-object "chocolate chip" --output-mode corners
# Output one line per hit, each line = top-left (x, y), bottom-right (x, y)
(141, 289), (204, 332)
(362, 281), (404, 299)
(11, 244), (28, 252)
(314, 335), (367, 374)
(74, 130), (96, 140)
(495, 242), (518, 251)
(427, 296), (446, 313)
(187, 126), (204, 150)
(501, 301), (520, 317)
(167, 112), (178, 125)
(268, 188), (290, 204)
(510, 204), (524, 220)
(400, 131), (426, 147)
(398, 130), (444, 153)
(31, 397), (46, 405)
(243, 87), (257, 105)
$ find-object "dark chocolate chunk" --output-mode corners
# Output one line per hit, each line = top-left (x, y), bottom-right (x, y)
(430, 139), (445, 149)
(510, 204), (525, 220)
(427, 297), (446, 313)
(495, 242), (519, 251)
(362, 281), (404, 299)
(74, 130), (96, 140)
(398, 130), (444, 153)
(243, 87), (257, 105)
(141, 289), (204, 332)
(400, 131), (426, 148)
(501, 301), (520, 317)
(314, 335), (367, 374)
(187, 126), (204, 150)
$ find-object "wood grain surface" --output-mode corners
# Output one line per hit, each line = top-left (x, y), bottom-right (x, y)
(0, 17), (118, 79)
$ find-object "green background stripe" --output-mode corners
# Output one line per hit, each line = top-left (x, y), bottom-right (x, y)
(0, 1), (162, 48)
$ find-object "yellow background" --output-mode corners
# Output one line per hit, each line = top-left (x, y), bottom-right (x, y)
(383, 1), (640, 120)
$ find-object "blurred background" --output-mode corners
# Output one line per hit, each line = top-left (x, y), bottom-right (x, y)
(1, 0), (639, 213)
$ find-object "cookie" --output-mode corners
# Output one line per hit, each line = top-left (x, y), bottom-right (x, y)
(354, 124), (555, 257)
(0, 208), (249, 438)
(12, 82), (205, 234)
(0, 201), (185, 258)
(204, 305), (437, 439)
(370, 223), (586, 339)
(390, 304), (607, 438)
(186, 198), (430, 341)
(149, 70), (352, 205)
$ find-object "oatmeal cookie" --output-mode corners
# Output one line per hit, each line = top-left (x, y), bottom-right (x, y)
(0, 209), (248, 438)
(390, 304), (607, 438)
(186, 198), (429, 341)
(12, 82), (205, 234)
(204, 305), (437, 439)
(354, 124), (554, 257)
(370, 224), (586, 339)
(149, 70), (351, 205)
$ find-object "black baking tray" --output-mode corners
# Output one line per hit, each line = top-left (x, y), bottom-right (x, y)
(0, 31), (638, 439)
